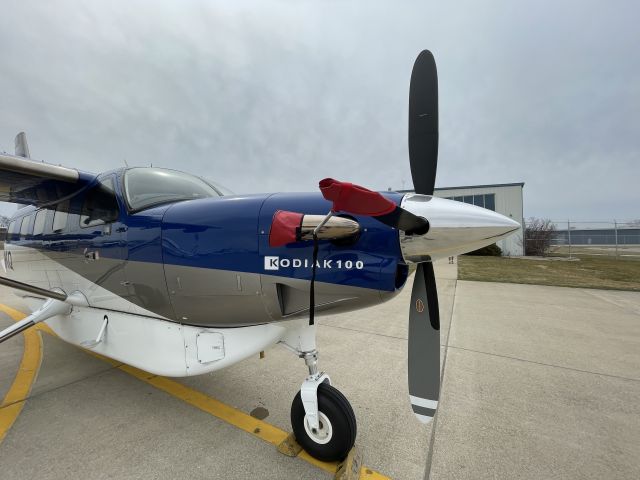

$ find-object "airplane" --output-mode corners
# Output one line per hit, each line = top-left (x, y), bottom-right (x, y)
(0, 51), (519, 462)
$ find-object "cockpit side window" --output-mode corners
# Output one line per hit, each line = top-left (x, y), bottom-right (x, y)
(124, 168), (221, 212)
(80, 178), (119, 228)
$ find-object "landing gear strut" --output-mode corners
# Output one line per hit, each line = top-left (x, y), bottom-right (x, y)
(281, 323), (357, 462)
(290, 362), (357, 461)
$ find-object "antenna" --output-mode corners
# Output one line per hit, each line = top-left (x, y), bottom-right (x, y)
(15, 132), (30, 158)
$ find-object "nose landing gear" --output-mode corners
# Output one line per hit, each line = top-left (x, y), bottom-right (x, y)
(291, 380), (357, 462)
(280, 322), (357, 462)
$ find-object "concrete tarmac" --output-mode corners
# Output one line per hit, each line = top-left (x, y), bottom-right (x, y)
(1, 260), (639, 479)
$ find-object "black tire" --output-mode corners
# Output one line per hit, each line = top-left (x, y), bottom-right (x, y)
(291, 383), (357, 462)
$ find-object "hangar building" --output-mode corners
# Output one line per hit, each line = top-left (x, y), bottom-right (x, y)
(398, 182), (525, 256)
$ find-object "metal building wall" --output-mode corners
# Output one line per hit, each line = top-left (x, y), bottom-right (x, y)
(434, 185), (524, 255)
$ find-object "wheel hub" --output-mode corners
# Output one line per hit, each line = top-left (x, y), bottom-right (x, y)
(304, 411), (333, 445)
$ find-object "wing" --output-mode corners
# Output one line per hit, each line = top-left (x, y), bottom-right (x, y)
(0, 152), (95, 206)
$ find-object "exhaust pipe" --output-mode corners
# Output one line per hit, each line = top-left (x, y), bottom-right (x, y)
(269, 211), (359, 247)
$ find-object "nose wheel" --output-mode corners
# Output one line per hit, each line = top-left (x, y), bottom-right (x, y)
(291, 382), (357, 462)
(280, 322), (357, 461)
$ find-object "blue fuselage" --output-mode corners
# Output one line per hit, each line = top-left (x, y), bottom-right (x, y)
(4, 169), (409, 326)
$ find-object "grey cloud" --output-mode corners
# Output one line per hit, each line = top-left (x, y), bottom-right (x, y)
(0, 0), (638, 220)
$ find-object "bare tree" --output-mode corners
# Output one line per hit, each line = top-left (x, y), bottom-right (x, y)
(524, 218), (556, 256)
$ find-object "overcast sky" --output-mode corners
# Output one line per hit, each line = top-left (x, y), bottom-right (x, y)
(1, 1), (638, 221)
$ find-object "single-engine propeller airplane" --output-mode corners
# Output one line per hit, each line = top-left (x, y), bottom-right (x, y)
(0, 51), (519, 461)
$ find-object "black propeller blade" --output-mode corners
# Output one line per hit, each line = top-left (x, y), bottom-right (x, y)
(409, 50), (439, 196)
(406, 50), (441, 424)
(408, 263), (440, 423)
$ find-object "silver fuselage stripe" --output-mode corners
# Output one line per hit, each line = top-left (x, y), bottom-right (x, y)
(410, 395), (438, 410)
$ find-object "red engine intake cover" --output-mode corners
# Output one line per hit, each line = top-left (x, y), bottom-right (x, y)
(319, 178), (396, 216)
(269, 210), (304, 247)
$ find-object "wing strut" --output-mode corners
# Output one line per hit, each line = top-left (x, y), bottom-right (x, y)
(0, 298), (71, 344)
(0, 276), (68, 302)
(0, 276), (88, 344)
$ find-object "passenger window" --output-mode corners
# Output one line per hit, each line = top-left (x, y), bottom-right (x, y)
(33, 210), (47, 236)
(52, 200), (69, 233)
(19, 215), (32, 237)
(80, 178), (119, 228)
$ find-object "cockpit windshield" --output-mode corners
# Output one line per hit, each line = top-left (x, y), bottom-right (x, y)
(124, 168), (222, 212)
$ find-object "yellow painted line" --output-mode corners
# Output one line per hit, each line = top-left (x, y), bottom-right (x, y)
(35, 322), (56, 337)
(120, 364), (292, 445)
(2, 304), (392, 479)
(0, 305), (43, 444)
(0, 304), (30, 324)
(116, 364), (343, 474)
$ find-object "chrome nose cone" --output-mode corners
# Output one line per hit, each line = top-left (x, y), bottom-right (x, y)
(399, 194), (521, 262)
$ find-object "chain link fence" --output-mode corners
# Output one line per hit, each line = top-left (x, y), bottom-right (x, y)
(523, 220), (640, 259)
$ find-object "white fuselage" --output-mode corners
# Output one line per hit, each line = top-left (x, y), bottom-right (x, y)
(3, 244), (310, 376)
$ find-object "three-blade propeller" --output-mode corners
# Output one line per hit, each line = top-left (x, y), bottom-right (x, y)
(272, 50), (442, 424)
(407, 50), (441, 424)
(318, 51), (442, 424)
